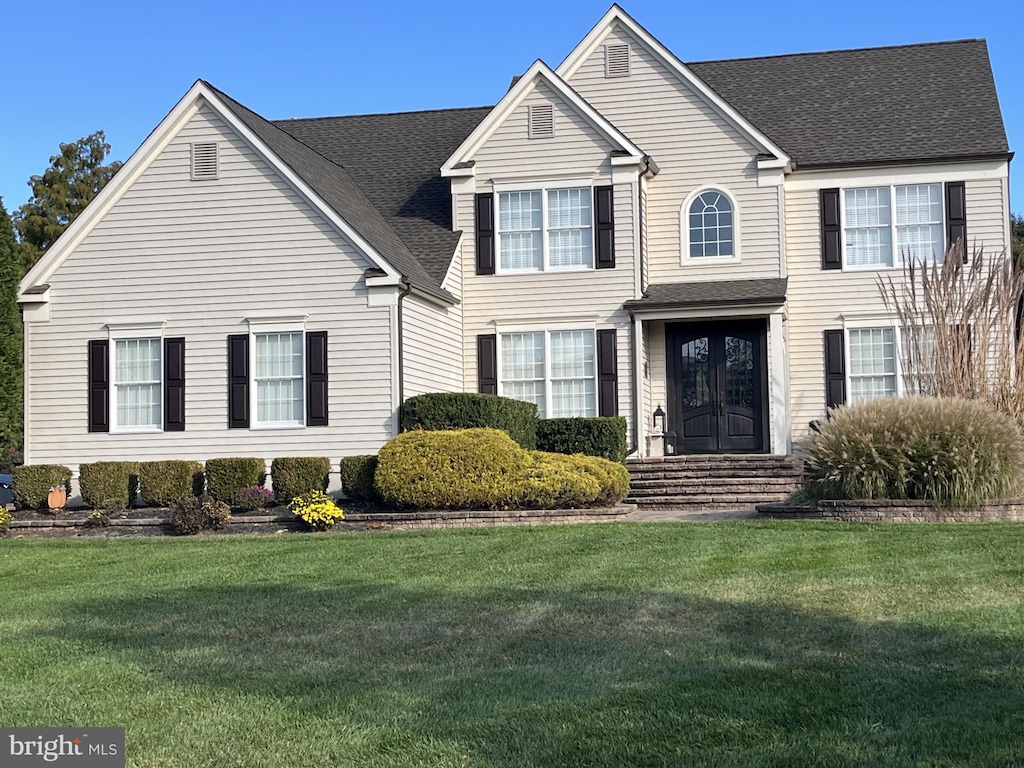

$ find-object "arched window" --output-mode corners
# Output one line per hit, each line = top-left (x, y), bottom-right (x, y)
(687, 190), (735, 258)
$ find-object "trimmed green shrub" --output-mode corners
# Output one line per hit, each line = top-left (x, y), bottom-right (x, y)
(12, 464), (71, 510)
(171, 494), (231, 535)
(536, 417), (628, 462)
(271, 457), (331, 505)
(401, 393), (537, 449)
(339, 455), (378, 501)
(375, 428), (628, 510)
(205, 458), (266, 504)
(801, 396), (1024, 508)
(0, 506), (11, 535)
(79, 461), (140, 509)
(139, 460), (204, 507)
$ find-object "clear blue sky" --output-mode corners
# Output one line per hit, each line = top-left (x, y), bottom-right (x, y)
(2, 0), (1020, 214)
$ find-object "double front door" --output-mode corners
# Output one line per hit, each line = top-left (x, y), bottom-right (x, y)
(667, 321), (768, 453)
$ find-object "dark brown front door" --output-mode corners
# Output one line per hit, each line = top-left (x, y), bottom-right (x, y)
(667, 321), (768, 453)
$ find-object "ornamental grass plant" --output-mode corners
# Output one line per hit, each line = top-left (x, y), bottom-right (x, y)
(801, 396), (1024, 507)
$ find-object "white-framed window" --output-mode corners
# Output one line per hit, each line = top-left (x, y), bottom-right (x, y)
(496, 185), (593, 272)
(682, 187), (739, 262)
(846, 325), (937, 403)
(113, 338), (162, 431)
(499, 329), (597, 417)
(843, 183), (944, 268)
(254, 331), (304, 426)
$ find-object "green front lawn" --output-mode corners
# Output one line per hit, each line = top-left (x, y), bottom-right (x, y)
(2, 522), (1023, 767)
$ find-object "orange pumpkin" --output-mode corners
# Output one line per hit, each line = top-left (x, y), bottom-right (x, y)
(47, 486), (67, 511)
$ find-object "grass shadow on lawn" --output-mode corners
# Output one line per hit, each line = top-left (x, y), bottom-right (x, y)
(30, 580), (1024, 767)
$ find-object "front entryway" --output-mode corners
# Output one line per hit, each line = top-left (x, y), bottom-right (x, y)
(666, 320), (768, 452)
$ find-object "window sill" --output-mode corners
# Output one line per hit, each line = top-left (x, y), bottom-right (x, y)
(110, 428), (164, 435)
(680, 254), (740, 266)
(249, 423), (307, 431)
(495, 267), (595, 275)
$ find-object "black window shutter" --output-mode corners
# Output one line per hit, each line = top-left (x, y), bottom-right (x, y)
(823, 330), (846, 408)
(945, 181), (968, 263)
(306, 331), (329, 427)
(475, 193), (495, 275)
(597, 329), (618, 416)
(164, 337), (186, 432)
(594, 185), (615, 269)
(820, 188), (842, 270)
(87, 340), (109, 433)
(477, 334), (497, 395)
(227, 334), (249, 429)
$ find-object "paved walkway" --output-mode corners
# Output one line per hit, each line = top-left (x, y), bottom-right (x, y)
(625, 508), (758, 522)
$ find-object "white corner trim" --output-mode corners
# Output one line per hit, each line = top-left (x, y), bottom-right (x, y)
(555, 7), (791, 166)
(17, 286), (50, 304)
(104, 320), (167, 338)
(245, 314), (308, 332)
(441, 59), (644, 174)
(768, 310), (788, 455)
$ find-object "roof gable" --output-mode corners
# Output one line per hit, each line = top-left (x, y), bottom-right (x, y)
(556, 5), (790, 167)
(442, 59), (645, 175)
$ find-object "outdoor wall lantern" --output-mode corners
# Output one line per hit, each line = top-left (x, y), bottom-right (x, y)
(653, 405), (666, 434)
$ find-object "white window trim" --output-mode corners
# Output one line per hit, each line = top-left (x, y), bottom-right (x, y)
(108, 324), (165, 435)
(842, 319), (934, 402)
(248, 320), (308, 430)
(840, 183), (946, 272)
(496, 328), (599, 418)
(680, 186), (741, 265)
(494, 181), (596, 275)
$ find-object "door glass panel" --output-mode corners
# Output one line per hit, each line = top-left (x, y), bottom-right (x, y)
(724, 336), (754, 409)
(680, 337), (711, 409)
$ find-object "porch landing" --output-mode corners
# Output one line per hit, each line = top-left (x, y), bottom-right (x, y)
(626, 454), (802, 512)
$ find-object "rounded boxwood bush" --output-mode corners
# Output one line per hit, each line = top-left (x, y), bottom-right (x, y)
(801, 396), (1024, 507)
(375, 428), (629, 510)
(205, 458), (267, 504)
(270, 457), (331, 505)
(339, 455), (378, 501)
(12, 465), (72, 510)
(139, 460), (204, 507)
(79, 461), (140, 509)
(400, 393), (537, 449)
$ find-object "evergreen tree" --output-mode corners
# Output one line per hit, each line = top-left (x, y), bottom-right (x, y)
(14, 131), (122, 271)
(1013, 213), (1024, 267)
(0, 197), (22, 471)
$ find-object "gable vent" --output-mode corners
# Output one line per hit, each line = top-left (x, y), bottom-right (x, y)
(191, 142), (219, 180)
(528, 104), (554, 139)
(605, 43), (631, 78)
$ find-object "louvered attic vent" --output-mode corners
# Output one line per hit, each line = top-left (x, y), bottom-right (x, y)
(191, 142), (219, 180)
(605, 43), (631, 78)
(528, 104), (554, 139)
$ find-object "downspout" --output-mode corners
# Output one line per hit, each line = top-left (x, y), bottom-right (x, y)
(397, 282), (412, 428)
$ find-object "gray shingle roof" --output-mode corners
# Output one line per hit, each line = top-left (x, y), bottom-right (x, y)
(624, 279), (788, 310)
(688, 39), (1009, 168)
(206, 82), (472, 302)
(273, 107), (491, 286)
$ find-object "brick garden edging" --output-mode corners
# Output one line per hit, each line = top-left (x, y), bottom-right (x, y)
(757, 499), (1024, 522)
(6, 505), (635, 536)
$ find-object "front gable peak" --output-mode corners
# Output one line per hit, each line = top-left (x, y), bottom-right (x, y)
(441, 59), (646, 177)
(557, 5), (791, 168)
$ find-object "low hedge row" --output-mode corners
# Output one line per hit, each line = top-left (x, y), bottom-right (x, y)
(11, 465), (72, 510)
(339, 455), (378, 501)
(401, 393), (538, 449)
(270, 457), (331, 504)
(536, 417), (627, 462)
(375, 428), (629, 510)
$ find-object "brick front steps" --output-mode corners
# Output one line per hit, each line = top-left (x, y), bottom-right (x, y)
(758, 499), (1024, 522)
(626, 455), (801, 512)
(6, 505), (635, 537)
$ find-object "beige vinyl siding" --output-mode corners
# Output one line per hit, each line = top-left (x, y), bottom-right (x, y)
(565, 22), (782, 285)
(785, 174), (1009, 445)
(25, 103), (396, 472)
(471, 80), (614, 179)
(402, 242), (464, 398)
(457, 181), (637, 439)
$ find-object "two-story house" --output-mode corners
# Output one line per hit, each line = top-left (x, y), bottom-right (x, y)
(17, 6), (1012, 494)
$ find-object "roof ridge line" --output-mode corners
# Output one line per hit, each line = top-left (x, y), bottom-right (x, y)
(272, 104), (495, 123)
(689, 38), (985, 66)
